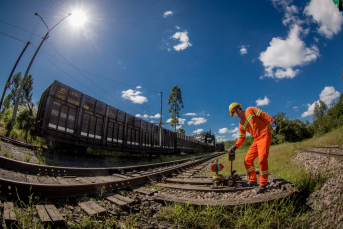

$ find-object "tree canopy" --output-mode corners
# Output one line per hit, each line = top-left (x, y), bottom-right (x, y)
(4, 71), (33, 108)
(168, 85), (184, 132)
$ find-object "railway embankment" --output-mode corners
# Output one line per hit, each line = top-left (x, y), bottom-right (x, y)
(293, 149), (343, 228)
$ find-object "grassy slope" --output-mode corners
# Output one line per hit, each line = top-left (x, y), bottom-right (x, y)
(156, 126), (343, 228)
(218, 126), (343, 186)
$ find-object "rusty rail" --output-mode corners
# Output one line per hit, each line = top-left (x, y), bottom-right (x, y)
(0, 134), (39, 150)
(0, 153), (223, 198)
(0, 153), (223, 176)
(304, 149), (343, 161)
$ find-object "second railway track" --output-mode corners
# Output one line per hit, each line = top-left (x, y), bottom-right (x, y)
(0, 152), (224, 198)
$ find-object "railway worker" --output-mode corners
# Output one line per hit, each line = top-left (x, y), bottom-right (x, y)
(228, 102), (279, 194)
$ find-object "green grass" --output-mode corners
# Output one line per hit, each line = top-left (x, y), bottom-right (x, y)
(24, 155), (31, 163)
(156, 126), (343, 228)
(157, 197), (306, 228)
(3, 149), (13, 159)
(217, 126), (343, 189)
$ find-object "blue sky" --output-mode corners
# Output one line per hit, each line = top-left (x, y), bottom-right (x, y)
(0, 0), (342, 142)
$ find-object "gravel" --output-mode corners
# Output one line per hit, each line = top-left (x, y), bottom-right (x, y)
(294, 147), (343, 228)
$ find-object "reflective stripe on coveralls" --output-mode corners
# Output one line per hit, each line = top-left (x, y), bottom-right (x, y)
(256, 109), (263, 117)
(246, 167), (255, 173)
(260, 170), (269, 175)
(244, 133), (272, 186)
(243, 113), (255, 130)
(239, 133), (246, 137)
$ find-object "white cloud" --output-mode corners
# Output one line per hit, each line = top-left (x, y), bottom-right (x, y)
(172, 31), (192, 51)
(230, 127), (240, 139)
(188, 117), (207, 125)
(271, 0), (303, 26)
(293, 106), (298, 109)
(164, 11), (173, 18)
(207, 114), (210, 116)
(218, 128), (229, 134)
(122, 89), (148, 104)
(231, 123), (235, 126)
(150, 113), (161, 119)
(184, 113), (197, 116)
(283, 5), (301, 26)
(135, 114), (141, 117)
(239, 45), (248, 55)
(218, 127), (238, 134)
(301, 102), (316, 118)
(166, 118), (186, 125)
(216, 136), (227, 143)
(175, 26), (180, 29)
(193, 129), (204, 134)
(259, 25), (319, 79)
(136, 86), (142, 89)
(304, 0), (343, 39)
(143, 114), (149, 119)
(256, 96), (271, 106)
(301, 86), (340, 118)
(319, 86), (341, 105)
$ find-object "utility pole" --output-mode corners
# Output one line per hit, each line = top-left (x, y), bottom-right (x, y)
(159, 92), (162, 157)
(11, 13), (71, 128)
(0, 42), (30, 110)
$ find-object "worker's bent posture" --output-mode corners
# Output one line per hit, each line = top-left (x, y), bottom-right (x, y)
(228, 103), (279, 194)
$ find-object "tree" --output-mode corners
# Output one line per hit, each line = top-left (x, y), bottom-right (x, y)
(178, 128), (185, 135)
(6, 72), (33, 108)
(168, 85), (184, 132)
(313, 100), (328, 123)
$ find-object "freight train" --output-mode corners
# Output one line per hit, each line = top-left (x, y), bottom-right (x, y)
(36, 81), (216, 154)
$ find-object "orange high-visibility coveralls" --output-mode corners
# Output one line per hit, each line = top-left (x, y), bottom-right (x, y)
(234, 107), (274, 186)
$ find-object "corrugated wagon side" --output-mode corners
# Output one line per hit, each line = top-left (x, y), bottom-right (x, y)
(36, 80), (213, 154)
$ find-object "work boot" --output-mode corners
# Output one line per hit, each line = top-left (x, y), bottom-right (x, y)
(247, 181), (258, 186)
(256, 185), (266, 194)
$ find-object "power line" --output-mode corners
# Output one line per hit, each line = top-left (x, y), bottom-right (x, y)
(0, 31), (27, 44)
(35, 43), (141, 114)
(40, 51), (139, 113)
(0, 19), (160, 94)
(0, 20), (41, 39)
(29, 0), (55, 41)
(45, 42), (160, 93)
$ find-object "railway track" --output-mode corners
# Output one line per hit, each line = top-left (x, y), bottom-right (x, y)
(0, 153), (224, 198)
(0, 137), (298, 228)
(303, 146), (343, 161)
(0, 134), (39, 150)
(0, 151), (297, 227)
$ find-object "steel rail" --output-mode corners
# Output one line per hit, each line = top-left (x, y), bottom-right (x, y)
(0, 153), (223, 198)
(303, 149), (343, 161)
(0, 134), (39, 150)
(0, 152), (223, 176)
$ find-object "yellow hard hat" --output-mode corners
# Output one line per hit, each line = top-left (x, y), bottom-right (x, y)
(229, 102), (241, 116)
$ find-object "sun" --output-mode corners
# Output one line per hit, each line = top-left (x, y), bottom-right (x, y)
(69, 10), (86, 26)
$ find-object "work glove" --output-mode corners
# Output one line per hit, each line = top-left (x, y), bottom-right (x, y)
(271, 121), (280, 134)
(228, 145), (237, 161)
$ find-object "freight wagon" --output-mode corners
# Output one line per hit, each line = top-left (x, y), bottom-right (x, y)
(36, 81), (214, 154)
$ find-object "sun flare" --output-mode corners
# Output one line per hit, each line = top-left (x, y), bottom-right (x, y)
(69, 10), (86, 26)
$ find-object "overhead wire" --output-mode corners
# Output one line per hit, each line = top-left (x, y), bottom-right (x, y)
(0, 19), (160, 93)
(28, 0), (55, 41)
(1, 19), (161, 115)
(0, 20), (41, 39)
(0, 31), (27, 44)
(44, 41), (143, 114)
(39, 51), (136, 112)
(32, 42), (141, 114)
(45, 42), (160, 93)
